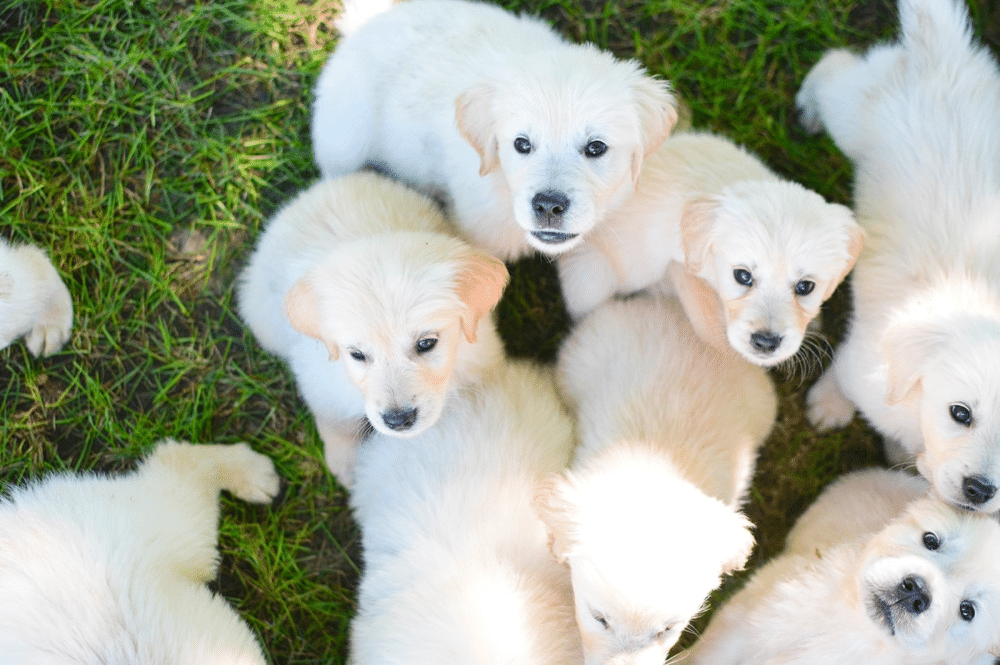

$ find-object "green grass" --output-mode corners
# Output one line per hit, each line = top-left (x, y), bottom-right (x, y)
(2, 0), (993, 661)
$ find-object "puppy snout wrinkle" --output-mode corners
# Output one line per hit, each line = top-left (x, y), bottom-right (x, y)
(532, 191), (570, 226)
(962, 475), (996, 505)
(750, 331), (783, 354)
(382, 407), (418, 431)
(897, 576), (930, 615)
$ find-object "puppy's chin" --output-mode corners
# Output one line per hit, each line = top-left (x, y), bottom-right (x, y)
(525, 229), (584, 254)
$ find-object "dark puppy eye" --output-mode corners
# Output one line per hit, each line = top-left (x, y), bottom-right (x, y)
(795, 280), (815, 296)
(584, 140), (607, 158)
(415, 337), (437, 354)
(592, 611), (609, 630)
(950, 403), (973, 427)
(960, 600), (976, 622)
(349, 349), (366, 362)
(922, 531), (940, 550)
(734, 268), (753, 287)
(514, 137), (531, 154)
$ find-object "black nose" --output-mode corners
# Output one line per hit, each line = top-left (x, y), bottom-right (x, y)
(750, 331), (783, 354)
(382, 407), (417, 431)
(897, 576), (930, 615)
(531, 191), (570, 226)
(962, 475), (996, 505)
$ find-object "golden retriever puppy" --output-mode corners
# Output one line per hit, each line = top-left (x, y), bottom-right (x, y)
(558, 131), (864, 367)
(798, 0), (1000, 512)
(685, 468), (1000, 664)
(311, 0), (677, 259)
(237, 172), (508, 488)
(349, 360), (582, 664)
(0, 237), (72, 356)
(0, 439), (278, 663)
(535, 294), (774, 664)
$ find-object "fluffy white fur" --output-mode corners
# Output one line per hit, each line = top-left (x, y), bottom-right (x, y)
(686, 468), (1000, 664)
(558, 130), (864, 368)
(799, 0), (1000, 512)
(0, 439), (278, 664)
(312, 0), (677, 259)
(349, 360), (582, 664)
(0, 237), (72, 356)
(535, 294), (775, 664)
(237, 172), (508, 488)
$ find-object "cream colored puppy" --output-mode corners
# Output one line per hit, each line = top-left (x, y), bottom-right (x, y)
(799, 0), (1000, 512)
(349, 360), (582, 664)
(312, 0), (677, 259)
(686, 469), (1000, 664)
(0, 439), (278, 664)
(238, 172), (508, 487)
(0, 237), (72, 355)
(535, 294), (774, 664)
(558, 131), (864, 367)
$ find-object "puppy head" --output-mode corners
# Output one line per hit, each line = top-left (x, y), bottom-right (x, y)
(534, 444), (754, 665)
(856, 496), (1000, 661)
(680, 179), (863, 366)
(881, 309), (1000, 513)
(456, 45), (676, 255)
(285, 232), (508, 437)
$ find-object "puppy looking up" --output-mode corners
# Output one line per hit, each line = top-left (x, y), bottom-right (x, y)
(535, 294), (774, 664)
(685, 468), (1000, 664)
(238, 172), (508, 488)
(349, 360), (582, 664)
(0, 237), (73, 356)
(312, 0), (677, 259)
(0, 439), (278, 663)
(798, 0), (1000, 512)
(558, 131), (864, 367)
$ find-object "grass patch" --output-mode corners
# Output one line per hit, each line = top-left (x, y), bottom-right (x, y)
(2, 0), (990, 661)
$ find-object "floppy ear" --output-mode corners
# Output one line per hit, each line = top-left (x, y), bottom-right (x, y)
(880, 322), (934, 404)
(285, 277), (339, 360)
(679, 197), (717, 274)
(533, 475), (578, 565)
(667, 262), (730, 354)
(822, 214), (867, 301)
(629, 76), (678, 184)
(455, 85), (500, 176)
(456, 251), (509, 343)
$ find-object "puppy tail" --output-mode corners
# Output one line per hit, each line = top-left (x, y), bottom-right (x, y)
(335, 0), (397, 37)
(898, 0), (974, 61)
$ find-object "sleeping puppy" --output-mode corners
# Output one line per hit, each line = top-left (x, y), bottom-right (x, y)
(0, 439), (278, 663)
(238, 172), (508, 488)
(685, 468), (1000, 664)
(0, 237), (72, 355)
(312, 0), (677, 259)
(558, 131), (864, 367)
(535, 294), (774, 664)
(349, 359), (582, 664)
(798, 0), (1000, 512)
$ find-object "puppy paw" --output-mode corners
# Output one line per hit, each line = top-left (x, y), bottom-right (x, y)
(24, 279), (73, 356)
(806, 370), (855, 430)
(224, 442), (282, 504)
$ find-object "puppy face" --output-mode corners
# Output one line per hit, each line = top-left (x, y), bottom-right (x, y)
(857, 497), (1000, 661)
(534, 447), (754, 664)
(681, 180), (864, 366)
(882, 314), (1000, 512)
(285, 232), (508, 438)
(457, 48), (676, 255)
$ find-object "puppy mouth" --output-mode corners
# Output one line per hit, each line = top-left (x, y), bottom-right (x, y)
(530, 230), (579, 245)
(869, 594), (896, 636)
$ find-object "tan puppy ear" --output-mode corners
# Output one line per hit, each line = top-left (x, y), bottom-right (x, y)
(285, 278), (339, 360)
(629, 76), (678, 184)
(533, 475), (577, 565)
(667, 262), (730, 354)
(880, 322), (932, 404)
(456, 251), (509, 343)
(680, 197), (717, 274)
(455, 85), (500, 176)
(822, 215), (867, 300)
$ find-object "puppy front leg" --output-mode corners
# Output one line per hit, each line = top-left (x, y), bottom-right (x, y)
(806, 366), (856, 430)
(316, 416), (369, 489)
